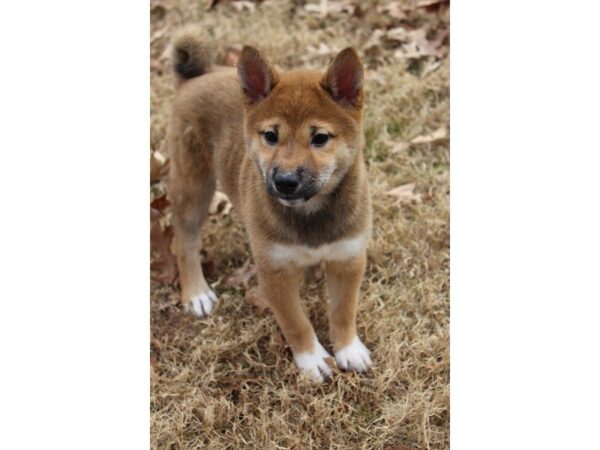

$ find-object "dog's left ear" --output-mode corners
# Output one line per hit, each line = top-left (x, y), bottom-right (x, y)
(320, 47), (363, 108)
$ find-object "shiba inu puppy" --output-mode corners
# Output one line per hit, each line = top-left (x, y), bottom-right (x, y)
(165, 25), (372, 381)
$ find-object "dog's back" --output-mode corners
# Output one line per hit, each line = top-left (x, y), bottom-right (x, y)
(168, 26), (247, 207)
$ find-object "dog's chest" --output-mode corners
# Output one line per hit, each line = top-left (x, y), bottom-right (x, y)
(267, 233), (367, 267)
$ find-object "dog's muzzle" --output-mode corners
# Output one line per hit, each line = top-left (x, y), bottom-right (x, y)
(266, 167), (319, 205)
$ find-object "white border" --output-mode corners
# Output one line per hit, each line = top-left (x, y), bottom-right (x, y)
(452, 1), (600, 448)
(1, 1), (600, 448)
(0, 1), (149, 448)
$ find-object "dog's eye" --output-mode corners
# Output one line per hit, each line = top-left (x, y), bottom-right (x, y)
(311, 133), (330, 147)
(263, 131), (278, 145)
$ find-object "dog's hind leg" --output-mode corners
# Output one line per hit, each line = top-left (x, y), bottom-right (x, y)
(168, 123), (217, 317)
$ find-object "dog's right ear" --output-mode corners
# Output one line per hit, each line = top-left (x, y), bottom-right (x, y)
(237, 46), (278, 104)
(320, 47), (363, 108)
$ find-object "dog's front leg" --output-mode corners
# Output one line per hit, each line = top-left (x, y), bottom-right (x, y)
(325, 251), (373, 372)
(257, 263), (332, 382)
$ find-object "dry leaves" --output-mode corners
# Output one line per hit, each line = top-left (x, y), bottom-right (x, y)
(377, 2), (407, 20)
(386, 126), (448, 154)
(304, 0), (357, 18)
(207, 0), (263, 11)
(385, 138), (409, 154)
(226, 258), (256, 289)
(389, 27), (449, 59)
(231, 1), (257, 13)
(416, 0), (449, 9)
(365, 70), (386, 86)
(202, 0), (449, 76)
(363, 0), (449, 73)
(411, 126), (448, 145)
(151, 196), (230, 284)
(304, 42), (338, 63)
(385, 182), (423, 205)
(150, 197), (178, 284)
(151, 190), (227, 284)
(225, 259), (325, 314)
(227, 259), (268, 313)
(151, 150), (168, 183)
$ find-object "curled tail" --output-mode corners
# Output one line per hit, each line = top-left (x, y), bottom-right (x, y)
(171, 24), (213, 86)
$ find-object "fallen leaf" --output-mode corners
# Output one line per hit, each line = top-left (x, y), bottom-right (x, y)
(304, 0), (356, 17)
(365, 70), (386, 86)
(385, 182), (422, 205)
(155, 294), (180, 312)
(150, 27), (169, 45)
(151, 207), (178, 284)
(151, 150), (168, 183)
(416, 0), (449, 9)
(410, 126), (448, 144)
(231, 1), (256, 12)
(304, 42), (337, 63)
(227, 259), (256, 289)
(384, 138), (409, 154)
(390, 27), (448, 60)
(386, 26), (410, 41)
(420, 58), (442, 78)
(383, 26), (410, 50)
(207, 0), (266, 10)
(151, 193), (170, 212)
(414, 28), (448, 58)
(378, 1), (407, 20)
(209, 191), (233, 216)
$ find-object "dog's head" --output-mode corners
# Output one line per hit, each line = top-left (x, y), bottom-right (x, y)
(238, 46), (364, 209)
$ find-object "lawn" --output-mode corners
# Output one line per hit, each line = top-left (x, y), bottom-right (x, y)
(151, 1), (449, 448)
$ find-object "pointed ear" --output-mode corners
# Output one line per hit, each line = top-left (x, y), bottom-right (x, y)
(320, 47), (363, 107)
(237, 46), (278, 104)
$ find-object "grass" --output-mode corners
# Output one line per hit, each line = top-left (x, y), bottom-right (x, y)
(151, 1), (449, 448)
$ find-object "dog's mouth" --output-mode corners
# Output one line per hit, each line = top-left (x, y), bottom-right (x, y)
(267, 185), (316, 205)
(265, 179), (318, 207)
(276, 195), (315, 207)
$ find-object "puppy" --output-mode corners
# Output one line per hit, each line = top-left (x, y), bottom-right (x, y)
(165, 25), (372, 381)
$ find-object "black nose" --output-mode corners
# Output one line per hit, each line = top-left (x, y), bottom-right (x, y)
(273, 170), (300, 195)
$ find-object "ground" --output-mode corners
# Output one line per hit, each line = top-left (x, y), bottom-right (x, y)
(150, 1), (449, 448)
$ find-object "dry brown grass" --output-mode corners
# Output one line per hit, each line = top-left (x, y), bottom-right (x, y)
(151, 1), (449, 448)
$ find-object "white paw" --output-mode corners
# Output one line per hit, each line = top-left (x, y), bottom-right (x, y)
(189, 290), (217, 318)
(294, 340), (333, 382)
(335, 337), (372, 372)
